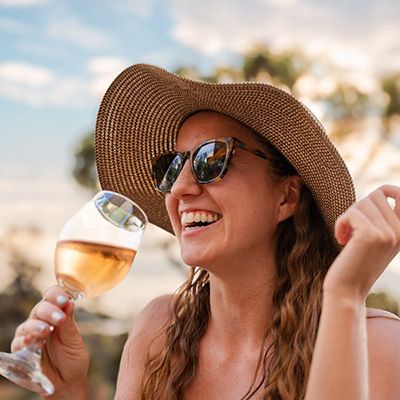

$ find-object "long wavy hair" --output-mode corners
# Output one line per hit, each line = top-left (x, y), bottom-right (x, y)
(138, 132), (340, 400)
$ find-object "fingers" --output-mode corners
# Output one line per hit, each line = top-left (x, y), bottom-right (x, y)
(377, 184), (400, 203)
(374, 185), (400, 220)
(15, 319), (51, 338)
(335, 207), (372, 245)
(12, 286), (75, 352)
(368, 190), (400, 239)
(42, 286), (73, 311)
(29, 286), (73, 318)
(336, 185), (400, 247)
(11, 335), (32, 353)
(30, 303), (66, 328)
(11, 320), (50, 352)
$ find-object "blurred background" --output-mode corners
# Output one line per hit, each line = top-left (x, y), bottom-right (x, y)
(1, 0), (399, 398)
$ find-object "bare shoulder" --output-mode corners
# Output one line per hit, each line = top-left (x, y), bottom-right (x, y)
(127, 294), (176, 357)
(132, 294), (175, 336)
(114, 294), (176, 399)
(366, 307), (400, 321)
(366, 307), (400, 400)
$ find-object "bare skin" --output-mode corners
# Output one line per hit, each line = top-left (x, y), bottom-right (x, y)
(10, 112), (400, 399)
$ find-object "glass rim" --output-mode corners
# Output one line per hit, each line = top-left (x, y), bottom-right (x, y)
(94, 190), (148, 231)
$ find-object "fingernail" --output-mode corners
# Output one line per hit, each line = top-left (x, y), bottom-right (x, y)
(51, 311), (64, 323)
(37, 323), (47, 332)
(56, 295), (68, 306)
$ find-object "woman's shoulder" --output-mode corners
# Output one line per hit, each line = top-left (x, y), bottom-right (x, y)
(365, 307), (400, 363)
(114, 295), (177, 397)
(126, 294), (176, 353)
(132, 294), (176, 336)
(365, 307), (400, 370)
(365, 307), (400, 398)
(366, 307), (400, 321)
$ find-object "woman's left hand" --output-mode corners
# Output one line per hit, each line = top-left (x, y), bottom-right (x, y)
(323, 184), (400, 302)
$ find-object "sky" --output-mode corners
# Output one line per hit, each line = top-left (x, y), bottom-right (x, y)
(0, 0), (400, 309)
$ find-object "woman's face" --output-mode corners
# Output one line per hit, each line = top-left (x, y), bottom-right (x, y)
(165, 111), (295, 269)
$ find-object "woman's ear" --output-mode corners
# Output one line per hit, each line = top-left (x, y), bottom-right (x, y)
(278, 176), (303, 222)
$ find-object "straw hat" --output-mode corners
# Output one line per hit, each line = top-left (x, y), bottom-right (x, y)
(95, 63), (356, 241)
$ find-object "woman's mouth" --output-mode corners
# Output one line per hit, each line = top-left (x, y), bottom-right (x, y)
(181, 211), (222, 231)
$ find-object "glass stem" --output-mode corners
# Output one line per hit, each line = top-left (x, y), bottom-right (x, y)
(17, 344), (43, 367)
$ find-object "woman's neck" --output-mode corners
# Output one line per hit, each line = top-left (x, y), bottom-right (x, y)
(205, 254), (276, 355)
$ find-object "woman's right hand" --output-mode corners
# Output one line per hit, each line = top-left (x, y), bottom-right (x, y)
(11, 286), (89, 398)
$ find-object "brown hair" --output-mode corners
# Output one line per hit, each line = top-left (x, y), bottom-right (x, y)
(138, 137), (340, 400)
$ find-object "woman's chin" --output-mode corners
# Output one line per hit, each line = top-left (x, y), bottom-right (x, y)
(181, 249), (215, 269)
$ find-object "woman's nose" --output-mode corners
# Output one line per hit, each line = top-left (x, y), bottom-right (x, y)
(170, 160), (202, 199)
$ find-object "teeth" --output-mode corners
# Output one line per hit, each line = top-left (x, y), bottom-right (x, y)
(181, 211), (221, 226)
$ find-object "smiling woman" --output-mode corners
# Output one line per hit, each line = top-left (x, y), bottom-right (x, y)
(7, 64), (400, 400)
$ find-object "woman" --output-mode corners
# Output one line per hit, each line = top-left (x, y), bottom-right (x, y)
(10, 64), (400, 399)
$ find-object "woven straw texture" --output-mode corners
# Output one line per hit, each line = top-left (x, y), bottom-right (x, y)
(95, 63), (356, 241)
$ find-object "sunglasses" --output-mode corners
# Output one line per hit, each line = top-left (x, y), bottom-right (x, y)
(152, 136), (268, 193)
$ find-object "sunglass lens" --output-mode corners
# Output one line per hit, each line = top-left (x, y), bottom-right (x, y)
(193, 141), (227, 183)
(154, 153), (183, 192)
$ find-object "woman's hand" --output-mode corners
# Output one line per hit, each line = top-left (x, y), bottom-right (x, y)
(323, 184), (400, 302)
(11, 286), (89, 398)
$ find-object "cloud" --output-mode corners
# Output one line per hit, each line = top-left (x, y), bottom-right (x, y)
(168, 0), (400, 74)
(169, 0), (318, 55)
(260, 0), (298, 7)
(0, 58), (131, 108)
(0, 0), (47, 6)
(86, 57), (130, 96)
(46, 16), (113, 50)
(111, 0), (157, 18)
(16, 40), (70, 58)
(0, 17), (28, 34)
(0, 62), (54, 87)
(0, 61), (89, 107)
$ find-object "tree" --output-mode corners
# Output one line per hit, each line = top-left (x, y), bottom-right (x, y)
(72, 133), (98, 192)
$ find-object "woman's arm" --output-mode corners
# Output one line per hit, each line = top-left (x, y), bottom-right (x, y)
(305, 292), (368, 400)
(305, 185), (400, 400)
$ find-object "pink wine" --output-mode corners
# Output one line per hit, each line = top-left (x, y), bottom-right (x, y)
(55, 240), (136, 298)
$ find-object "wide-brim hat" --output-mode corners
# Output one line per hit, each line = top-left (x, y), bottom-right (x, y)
(95, 63), (356, 242)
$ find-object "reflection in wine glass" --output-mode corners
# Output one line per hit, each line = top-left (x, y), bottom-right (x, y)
(0, 190), (147, 395)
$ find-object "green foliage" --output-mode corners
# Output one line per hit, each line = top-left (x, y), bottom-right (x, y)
(242, 45), (307, 89)
(72, 133), (98, 192)
(366, 292), (399, 316)
(382, 73), (400, 118)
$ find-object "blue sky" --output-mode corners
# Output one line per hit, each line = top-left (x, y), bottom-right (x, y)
(0, 0), (400, 233)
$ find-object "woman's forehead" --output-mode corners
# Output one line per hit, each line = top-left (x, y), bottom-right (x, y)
(176, 111), (260, 150)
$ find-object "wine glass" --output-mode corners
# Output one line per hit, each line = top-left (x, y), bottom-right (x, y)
(0, 190), (147, 395)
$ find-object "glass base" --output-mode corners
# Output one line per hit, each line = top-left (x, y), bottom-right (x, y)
(0, 348), (54, 395)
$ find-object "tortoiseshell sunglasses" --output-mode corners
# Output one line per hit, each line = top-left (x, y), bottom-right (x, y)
(152, 137), (268, 193)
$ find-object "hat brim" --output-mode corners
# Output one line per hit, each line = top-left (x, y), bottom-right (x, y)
(95, 63), (355, 240)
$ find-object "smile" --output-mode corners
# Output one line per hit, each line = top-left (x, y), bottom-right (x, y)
(181, 211), (222, 231)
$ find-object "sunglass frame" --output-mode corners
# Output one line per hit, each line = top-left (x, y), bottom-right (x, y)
(152, 136), (268, 193)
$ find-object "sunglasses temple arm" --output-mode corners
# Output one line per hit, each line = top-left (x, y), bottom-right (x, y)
(235, 140), (268, 160)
